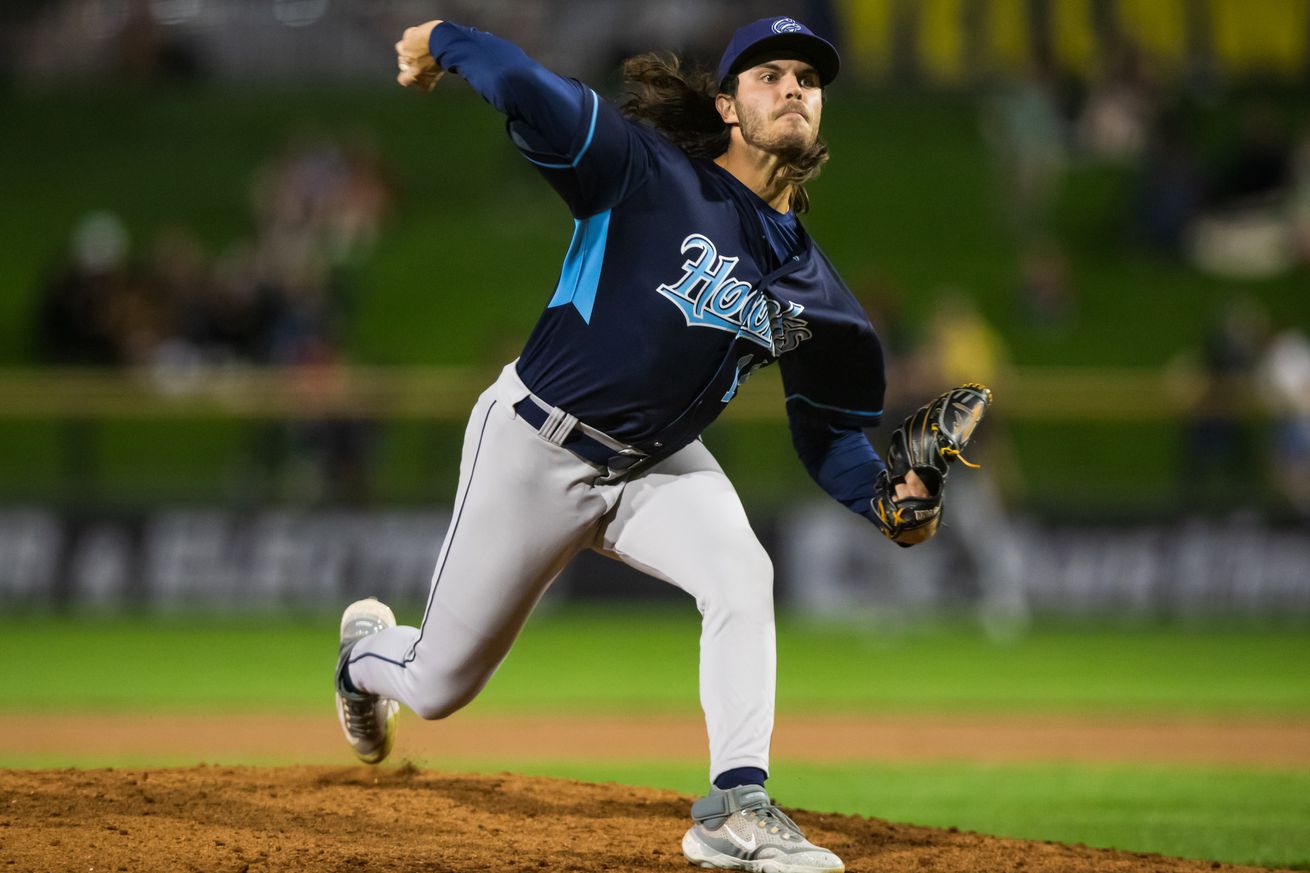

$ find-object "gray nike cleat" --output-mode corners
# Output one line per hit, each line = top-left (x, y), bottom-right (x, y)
(681, 784), (844, 873)
(335, 597), (399, 764)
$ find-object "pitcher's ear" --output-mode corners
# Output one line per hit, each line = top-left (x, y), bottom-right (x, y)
(715, 93), (737, 125)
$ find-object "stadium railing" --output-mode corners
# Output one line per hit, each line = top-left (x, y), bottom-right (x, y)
(0, 365), (1272, 422)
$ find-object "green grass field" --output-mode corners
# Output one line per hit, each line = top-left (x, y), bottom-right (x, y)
(8, 608), (1310, 715)
(4, 608), (1308, 868)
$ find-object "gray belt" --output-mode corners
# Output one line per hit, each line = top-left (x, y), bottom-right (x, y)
(513, 393), (648, 483)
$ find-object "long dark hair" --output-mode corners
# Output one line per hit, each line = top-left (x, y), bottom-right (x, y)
(619, 52), (829, 213)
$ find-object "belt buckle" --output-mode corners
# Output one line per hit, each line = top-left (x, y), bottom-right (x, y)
(608, 447), (646, 470)
(594, 447), (648, 485)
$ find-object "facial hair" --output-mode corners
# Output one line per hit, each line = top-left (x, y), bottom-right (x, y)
(734, 98), (817, 160)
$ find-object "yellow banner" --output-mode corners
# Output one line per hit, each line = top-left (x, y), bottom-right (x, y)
(1210, 0), (1309, 75)
(836, 0), (1310, 82)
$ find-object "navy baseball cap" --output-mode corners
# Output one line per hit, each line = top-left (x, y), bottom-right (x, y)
(717, 16), (840, 87)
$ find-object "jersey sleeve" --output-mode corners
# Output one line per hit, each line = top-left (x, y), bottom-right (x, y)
(788, 410), (887, 523)
(430, 22), (654, 217)
(774, 248), (887, 430)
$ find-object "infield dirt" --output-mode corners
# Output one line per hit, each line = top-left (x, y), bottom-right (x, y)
(0, 765), (1296, 873)
(6, 711), (1310, 766)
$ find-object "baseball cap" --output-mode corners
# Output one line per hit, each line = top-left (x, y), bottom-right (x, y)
(717, 16), (840, 87)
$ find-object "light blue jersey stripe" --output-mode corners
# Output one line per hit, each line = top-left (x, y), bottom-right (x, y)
(570, 89), (600, 165)
(546, 208), (611, 323)
(522, 89), (600, 169)
(522, 155), (572, 169)
(786, 393), (883, 419)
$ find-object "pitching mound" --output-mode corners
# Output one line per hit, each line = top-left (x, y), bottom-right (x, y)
(0, 766), (1285, 873)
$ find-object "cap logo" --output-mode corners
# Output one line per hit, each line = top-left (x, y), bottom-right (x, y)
(771, 17), (803, 34)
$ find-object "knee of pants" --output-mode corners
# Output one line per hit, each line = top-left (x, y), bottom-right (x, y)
(698, 543), (775, 625)
(408, 663), (495, 721)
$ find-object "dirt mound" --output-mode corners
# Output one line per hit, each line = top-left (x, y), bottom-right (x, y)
(0, 766), (1288, 873)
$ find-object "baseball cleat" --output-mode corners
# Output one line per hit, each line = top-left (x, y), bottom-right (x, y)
(681, 784), (844, 873)
(335, 597), (399, 764)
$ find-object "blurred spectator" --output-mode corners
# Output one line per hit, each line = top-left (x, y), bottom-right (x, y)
(290, 344), (378, 507)
(35, 210), (133, 365)
(147, 225), (215, 371)
(1288, 128), (1310, 266)
(1182, 297), (1271, 511)
(113, 0), (205, 84)
(913, 289), (1021, 498)
(1134, 109), (1206, 255)
(256, 130), (393, 245)
(335, 135), (394, 264)
(1257, 328), (1310, 517)
(249, 130), (393, 354)
(191, 242), (284, 364)
(31, 132), (394, 505)
(36, 131), (395, 371)
(1187, 104), (1297, 279)
(982, 64), (1073, 242)
(1076, 42), (1159, 165)
(911, 290), (1027, 639)
(918, 289), (1010, 391)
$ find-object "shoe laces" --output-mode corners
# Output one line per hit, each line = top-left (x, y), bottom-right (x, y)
(341, 692), (380, 737)
(742, 801), (804, 842)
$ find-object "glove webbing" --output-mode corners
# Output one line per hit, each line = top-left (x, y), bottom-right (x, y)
(935, 425), (980, 469)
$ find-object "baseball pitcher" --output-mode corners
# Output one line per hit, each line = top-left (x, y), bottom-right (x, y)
(335, 15), (990, 872)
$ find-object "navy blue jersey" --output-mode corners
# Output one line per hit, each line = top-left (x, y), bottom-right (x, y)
(431, 23), (889, 521)
(757, 204), (802, 262)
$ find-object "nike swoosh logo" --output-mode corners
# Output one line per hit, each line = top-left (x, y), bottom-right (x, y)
(722, 827), (757, 853)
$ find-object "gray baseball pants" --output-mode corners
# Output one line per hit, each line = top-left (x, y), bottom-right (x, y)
(347, 362), (775, 779)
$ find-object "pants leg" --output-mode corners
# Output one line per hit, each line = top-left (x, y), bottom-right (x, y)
(348, 365), (619, 720)
(594, 440), (775, 781)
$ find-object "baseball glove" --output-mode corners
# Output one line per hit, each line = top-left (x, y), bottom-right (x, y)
(871, 383), (993, 547)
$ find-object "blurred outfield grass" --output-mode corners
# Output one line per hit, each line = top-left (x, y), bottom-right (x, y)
(6, 606), (1310, 714)
(2, 86), (1309, 511)
(2, 607), (1308, 868)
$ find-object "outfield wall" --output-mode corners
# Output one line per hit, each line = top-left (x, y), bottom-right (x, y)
(2, 501), (1306, 617)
